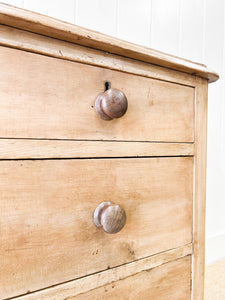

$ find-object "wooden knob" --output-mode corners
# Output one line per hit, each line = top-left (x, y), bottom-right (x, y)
(95, 88), (128, 120)
(93, 201), (126, 234)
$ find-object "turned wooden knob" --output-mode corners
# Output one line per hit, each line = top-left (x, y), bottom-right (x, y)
(93, 201), (126, 234)
(95, 88), (128, 120)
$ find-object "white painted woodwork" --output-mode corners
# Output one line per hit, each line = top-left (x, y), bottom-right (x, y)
(179, 0), (204, 63)
(76, 0), (117, 36)
(117, 0), (151, 46)
(150, 0), (180, 55)
(24, 0), (76, 23)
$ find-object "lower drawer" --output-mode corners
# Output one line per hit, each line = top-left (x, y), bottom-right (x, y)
(0, 157), (193, 298)
(71, 256), (191, 300)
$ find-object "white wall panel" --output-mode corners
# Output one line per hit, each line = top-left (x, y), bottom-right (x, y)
(206, 233), (225, 264)
(24, 0), (76, 23)
(179, 0), (204, 63)
(76, 0), (117, 36)
(204, 0), (225, 249)
(1, 0), (23, 7)
(151, 0), (181, 55)
(117, 0), (151, 46)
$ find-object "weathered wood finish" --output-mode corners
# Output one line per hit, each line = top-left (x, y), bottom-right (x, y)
(9, 245), (192, 300)
(0, 46), (194, 142)
(0, 4), (218, 299)
(192, 79), (208, 300)
(72, 256), (191, 300)
(0, 157), (193, 298)
(95, 88), (128, 121)
(0, 139), (195, 159)
(93, 201), (127, 234)
(0, 3), (218, 82)
(0, 25), (200, 87)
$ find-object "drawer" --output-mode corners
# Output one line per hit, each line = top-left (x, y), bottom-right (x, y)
(73, 256), (191, 300)
(0, 46), (194, 142)
(0, 157), (193, 298)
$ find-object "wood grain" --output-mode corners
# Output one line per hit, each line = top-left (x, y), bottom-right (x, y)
(0, 157), (193, 298)
(0, 46), (194, 142)
(95, 88), (128, 120)
(0, 139), (194, 159)
(69, 256), (191, 300)
(0, 3), (218, 82)
(93, 201), (127, 234)
(0, 5), (215, 298)
(0, 25), (199, 87)
(11, 245), (192, 300)
(192, 79), (208, 300)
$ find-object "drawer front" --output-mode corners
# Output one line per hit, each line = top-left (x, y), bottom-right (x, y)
(0, 46), (194, 142)
(73, 256), (191, 300)
(0, 157), (193, 298)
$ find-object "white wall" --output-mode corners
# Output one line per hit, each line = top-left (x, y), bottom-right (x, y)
(3, 0), (225, 265)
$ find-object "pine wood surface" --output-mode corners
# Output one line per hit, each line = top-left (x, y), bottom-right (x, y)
(0, 157), (193, 298)
(0, 5), (219, 299)
(192, 79), (208, 300)
(0, 3), (218, 82)
(11, 245), (192, 300)
(0, 139), (194, 159)
(0, 46), (194, 142)
(0, 25), (199, 87)
(72, 256), (191, 300)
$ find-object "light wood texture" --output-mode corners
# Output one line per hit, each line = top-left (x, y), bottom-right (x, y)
(13, 245), (192, 300)
(192, 79), (208, 300)
(205, 259), (225, 300)
(0, 25), (199, 87)
(0, 46), (194, 142)
(72, 256), (191, 300)
(0, 5), (218, 298)
(0, 157), (193, 298)
(0, 139), (194, 159)
(0, 3), (218, 82)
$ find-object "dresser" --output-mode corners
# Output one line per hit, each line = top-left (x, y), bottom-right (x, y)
(0, 4), (219, 300)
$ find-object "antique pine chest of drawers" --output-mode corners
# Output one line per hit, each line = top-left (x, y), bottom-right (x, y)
(0, 4), (218, 300)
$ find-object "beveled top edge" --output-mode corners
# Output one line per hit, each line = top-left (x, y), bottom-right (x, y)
(0, 3), (219, 83)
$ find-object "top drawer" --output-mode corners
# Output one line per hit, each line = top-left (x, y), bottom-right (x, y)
(0, 46), (194, 142)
